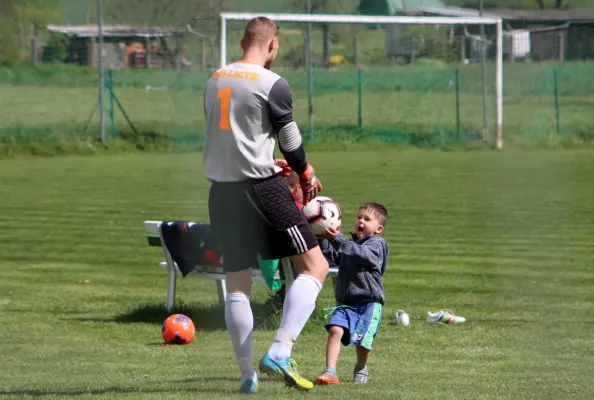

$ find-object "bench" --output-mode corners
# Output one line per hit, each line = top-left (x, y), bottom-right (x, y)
(144, 220), (338, 312)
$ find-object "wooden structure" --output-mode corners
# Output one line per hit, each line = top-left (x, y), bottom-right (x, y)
(45, 25), (188, 69)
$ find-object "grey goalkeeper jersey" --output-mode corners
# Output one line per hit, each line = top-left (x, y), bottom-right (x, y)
(203, 63), (293, 182)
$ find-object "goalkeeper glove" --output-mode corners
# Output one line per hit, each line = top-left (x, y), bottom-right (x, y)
(299, 163), (323, 205)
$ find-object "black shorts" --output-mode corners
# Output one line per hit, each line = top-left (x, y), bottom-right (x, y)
(208, 175), (318, 273)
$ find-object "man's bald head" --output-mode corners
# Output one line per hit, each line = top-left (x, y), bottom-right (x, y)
(240, 17), (280, 69)
(241, 17), (279, 47)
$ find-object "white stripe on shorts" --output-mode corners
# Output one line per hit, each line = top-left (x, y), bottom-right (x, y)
(288, 225), (307, 253)
(287, 227), (300, 253)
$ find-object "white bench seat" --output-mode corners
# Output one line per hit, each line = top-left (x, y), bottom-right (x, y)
(145, 220), (338, 312)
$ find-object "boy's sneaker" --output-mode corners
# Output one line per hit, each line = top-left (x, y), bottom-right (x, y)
(258, 351), (313, 391)
(352, 365), (368, 384)
(314, 370), (340, 385)
(239, 379), (258, 393)
(391, 310), (410, 326)
(427, 310), (466, 325)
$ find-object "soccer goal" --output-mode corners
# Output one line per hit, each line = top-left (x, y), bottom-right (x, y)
(218, 12), (504, 149)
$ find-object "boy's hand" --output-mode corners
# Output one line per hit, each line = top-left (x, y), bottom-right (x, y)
(318, 226), (340, 240)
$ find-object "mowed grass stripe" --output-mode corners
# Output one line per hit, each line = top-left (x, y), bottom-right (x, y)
(1, 149), (594, 399)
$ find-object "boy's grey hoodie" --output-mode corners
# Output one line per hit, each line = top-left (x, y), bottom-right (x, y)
(319, 233), (390, 307)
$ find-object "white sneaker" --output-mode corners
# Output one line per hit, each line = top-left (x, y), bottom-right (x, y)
(427, 310), (466, 325)
(391, 310), (410, 326)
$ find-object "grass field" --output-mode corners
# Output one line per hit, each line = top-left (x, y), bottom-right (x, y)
(1, 149), (594, 399)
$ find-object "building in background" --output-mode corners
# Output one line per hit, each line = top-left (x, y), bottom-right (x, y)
(359, 1), (594, 63)
(45, 25), (188, 69)
(397, 7), (594, 62)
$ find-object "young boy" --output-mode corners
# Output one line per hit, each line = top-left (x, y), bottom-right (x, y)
(315, 202), (390, 385)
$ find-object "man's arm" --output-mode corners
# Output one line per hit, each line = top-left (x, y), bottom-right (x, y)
(268, 78), (322, 204)
(267, 78), (307, 174)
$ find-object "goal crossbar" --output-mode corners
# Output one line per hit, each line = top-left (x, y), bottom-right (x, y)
(220, 12), (501, 25)
(219, 12), (504, 149)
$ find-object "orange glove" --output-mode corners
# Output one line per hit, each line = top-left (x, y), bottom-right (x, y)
(299, 163), (323, 205)
(274, 158), (293, 178)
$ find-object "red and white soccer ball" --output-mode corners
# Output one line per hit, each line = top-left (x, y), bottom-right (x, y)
(302, 196), (342, 236)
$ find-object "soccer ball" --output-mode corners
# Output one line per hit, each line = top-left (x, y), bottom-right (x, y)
(302, 196), (342, 236)
(162, 314), (196, 345)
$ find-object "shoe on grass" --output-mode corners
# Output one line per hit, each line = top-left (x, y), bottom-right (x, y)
(315, 369), (340, 385)
(391, 310), (410, 326)
(353, 365), (368, 384)
(239, 379), (258, 393)
(258, 351), (313, 391)
(427, 310), (466, 325)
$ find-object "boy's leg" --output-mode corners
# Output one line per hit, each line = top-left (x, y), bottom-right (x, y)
(326, 326), (344, 369)
(355, 346), (371, 369)
(353, 346), (370, 384)
(315, 325), (344, 385)
(350, 302), (383, 384)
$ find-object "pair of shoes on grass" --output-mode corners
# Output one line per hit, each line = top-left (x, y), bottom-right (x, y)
(314, 365), (368, 385)
(240, 352), (371, 392)
(391, 310), (466, 326)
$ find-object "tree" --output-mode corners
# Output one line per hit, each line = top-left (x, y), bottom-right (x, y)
(283, 0), (359, 66)
(103, 0), (235, 26)
(44, 32), (68, 62)
(0, 0), (61, 63)
(284, 0), (353, 14)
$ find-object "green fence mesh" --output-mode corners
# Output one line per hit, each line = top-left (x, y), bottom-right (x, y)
(2, 62), (592, 149)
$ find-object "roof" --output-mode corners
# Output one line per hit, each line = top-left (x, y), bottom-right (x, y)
(46, 25), (186, 38)
(400, 7), (594, 21)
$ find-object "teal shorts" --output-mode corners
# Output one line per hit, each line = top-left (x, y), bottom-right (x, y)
(326, 302), (383, 350)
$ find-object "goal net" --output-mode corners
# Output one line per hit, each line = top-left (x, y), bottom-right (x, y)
(219, 13), (503, 149)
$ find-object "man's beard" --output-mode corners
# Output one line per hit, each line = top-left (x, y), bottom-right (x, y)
(264, 58), (273, 70)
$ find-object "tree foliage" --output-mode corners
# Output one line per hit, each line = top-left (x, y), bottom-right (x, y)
(285, 0), (356, 13)
(0, 0), (61, 63)
(102, 0), (235, 26)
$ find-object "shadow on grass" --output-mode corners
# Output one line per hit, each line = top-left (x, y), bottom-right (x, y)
(112, 297), (287, 332)
(0, 381), (240, 398)
(111, 295), (329, 333)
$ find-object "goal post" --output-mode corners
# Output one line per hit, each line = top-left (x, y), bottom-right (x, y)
(219, 12), (504, 149)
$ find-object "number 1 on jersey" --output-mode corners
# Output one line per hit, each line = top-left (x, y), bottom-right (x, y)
(217, 88), (232, 130)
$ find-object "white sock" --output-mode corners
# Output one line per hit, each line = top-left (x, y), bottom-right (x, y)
(269, 274), (322, 360)
(225, 293), (257, 382)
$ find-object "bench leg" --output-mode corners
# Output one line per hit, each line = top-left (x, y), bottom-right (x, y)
(216, 279), (227, 307)
(159, 223), (177, 313)
(166, 265), (177, 313)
